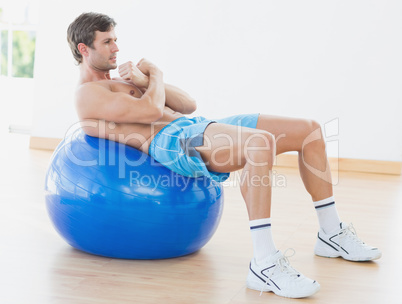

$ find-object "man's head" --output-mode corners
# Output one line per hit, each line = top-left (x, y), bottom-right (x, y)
(67, 12), (118, 69)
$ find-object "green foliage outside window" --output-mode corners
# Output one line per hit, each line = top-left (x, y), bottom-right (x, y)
(1, 31), (36, 78)
(12, 31), (36, 78)
(0, 30), (7, 75)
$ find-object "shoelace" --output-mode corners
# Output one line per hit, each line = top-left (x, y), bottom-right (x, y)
(338, 223), (366, 246)
(259, 248), (300, 296)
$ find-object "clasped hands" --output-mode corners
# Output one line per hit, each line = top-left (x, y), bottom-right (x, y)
(118, 58), (161, 89)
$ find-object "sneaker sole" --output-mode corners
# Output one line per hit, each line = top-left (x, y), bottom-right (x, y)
(246, 279), (320, 299)
(315, 246), (382, 261)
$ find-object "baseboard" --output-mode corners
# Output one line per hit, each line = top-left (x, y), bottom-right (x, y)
(275, 154), (401, 175)
(29, 136), (402, 176)
(29, 136), (62, 151)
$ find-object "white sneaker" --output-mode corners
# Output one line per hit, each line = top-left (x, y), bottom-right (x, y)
(315, 222), (382, 261)
(246, 250), (320, 298)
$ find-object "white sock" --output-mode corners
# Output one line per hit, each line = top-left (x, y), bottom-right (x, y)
(249, 218), (277, 264)
(313, 196), (341, 233)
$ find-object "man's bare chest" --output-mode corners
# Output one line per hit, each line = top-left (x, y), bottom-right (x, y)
(109, 80), (143, 98)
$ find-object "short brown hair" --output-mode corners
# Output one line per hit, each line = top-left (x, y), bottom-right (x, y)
(67, 12), (116, 64)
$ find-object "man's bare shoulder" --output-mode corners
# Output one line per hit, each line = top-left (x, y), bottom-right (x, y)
(77, 79), (137, 95)
(77, 80), (112, 93)
(75, 80), (115, 104)
(75, 78), (144, 121)
(74, 81), (114, 119)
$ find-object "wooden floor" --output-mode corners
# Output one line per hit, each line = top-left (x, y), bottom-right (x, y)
(1, 131), (401, 304)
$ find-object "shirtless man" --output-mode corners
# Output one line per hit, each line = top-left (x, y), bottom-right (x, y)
(68, 12), (381, 299)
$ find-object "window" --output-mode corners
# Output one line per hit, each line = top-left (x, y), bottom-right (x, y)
(0, 1), (38, 135)
(0, 1), (38, 78)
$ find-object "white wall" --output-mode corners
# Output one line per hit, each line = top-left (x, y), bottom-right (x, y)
(0, 77), (34, 130)
(32, 0), (402, 162)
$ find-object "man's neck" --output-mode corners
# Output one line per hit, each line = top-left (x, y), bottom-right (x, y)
(79, 64), (111, 85)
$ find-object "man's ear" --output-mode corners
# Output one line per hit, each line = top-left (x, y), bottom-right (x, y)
(77, 43), (89, 57)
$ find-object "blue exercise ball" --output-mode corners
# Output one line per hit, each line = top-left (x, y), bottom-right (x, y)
(45, 130), (224, 259)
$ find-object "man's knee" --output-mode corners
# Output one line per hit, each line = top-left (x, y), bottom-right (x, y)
(243, 130), (275, 164)
(310, 119), (322, 132)
(303, 119), (326, 151)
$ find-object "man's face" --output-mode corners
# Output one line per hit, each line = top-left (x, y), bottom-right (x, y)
(87, 29), (119, 71)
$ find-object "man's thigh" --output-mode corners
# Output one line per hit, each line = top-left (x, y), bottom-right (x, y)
(195, 122), (272, 173)
(255, 114), (321, 155)
(215, 113), (260, 129)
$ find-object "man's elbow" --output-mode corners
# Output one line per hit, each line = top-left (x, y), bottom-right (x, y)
(190, 99), (197, 113)
(185, 99), (197, 114)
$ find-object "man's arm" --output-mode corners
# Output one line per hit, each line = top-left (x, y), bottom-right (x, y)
(164, 83), (197, 114)
(119, 61), (197, 114)
(76, 59), (165, 124)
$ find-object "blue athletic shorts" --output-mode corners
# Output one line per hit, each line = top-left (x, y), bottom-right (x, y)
(148, 113), (260, 182)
